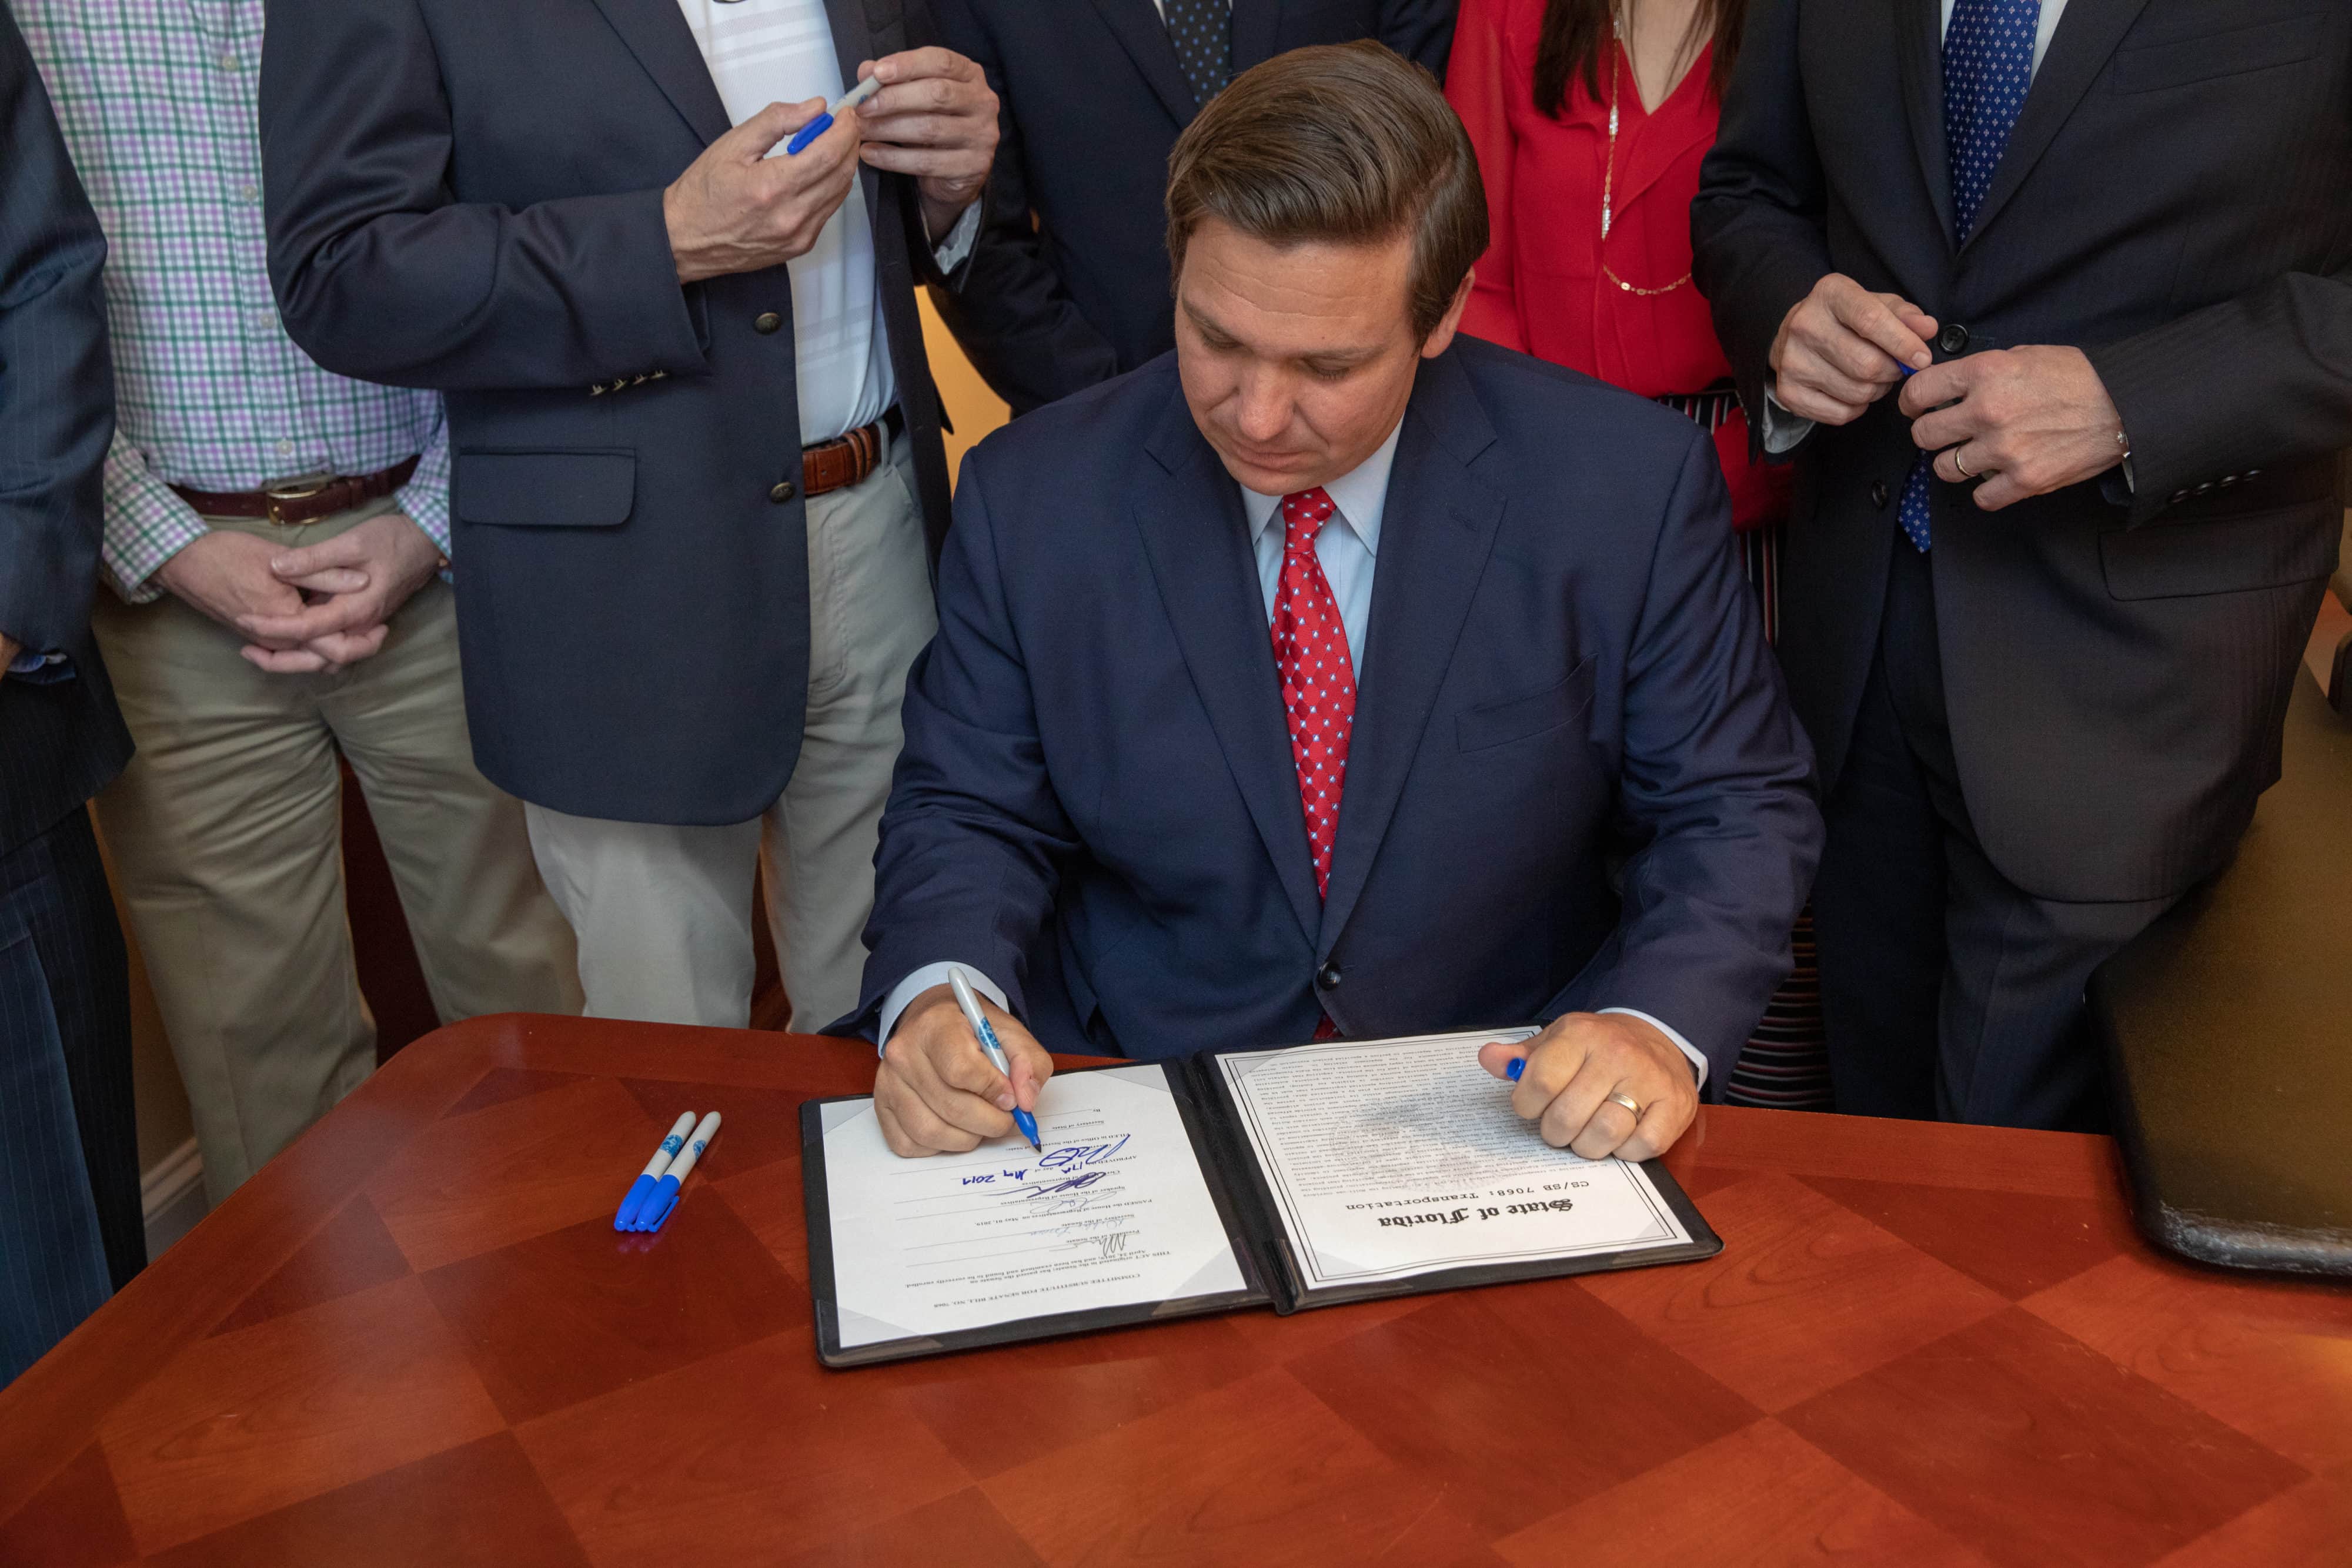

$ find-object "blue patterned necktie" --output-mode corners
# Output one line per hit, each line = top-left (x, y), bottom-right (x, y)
(1897, 0), (2041, 551)
(1162, 0), (1232, 109)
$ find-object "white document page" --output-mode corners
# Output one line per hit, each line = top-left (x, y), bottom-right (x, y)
(1216, 1030), (1694, 1290)
(821, 1062), (1248, 1349)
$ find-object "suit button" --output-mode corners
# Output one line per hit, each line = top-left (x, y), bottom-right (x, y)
(769, 480), (797, 504)
(1936, 323), (1969, 355)
(754, 312), (783, 335)
(1317, 962), (1343, 990)
(1870, 480), (1890, 509)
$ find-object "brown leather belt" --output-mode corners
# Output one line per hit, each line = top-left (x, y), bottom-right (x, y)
(171, 455), (422, 527)
(802, 407), (903, 499)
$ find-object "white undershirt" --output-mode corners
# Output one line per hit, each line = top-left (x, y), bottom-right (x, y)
(674, 0), (895, 443)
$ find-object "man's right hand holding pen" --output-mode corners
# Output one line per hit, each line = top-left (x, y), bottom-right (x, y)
(876, 982), (1054, 1158)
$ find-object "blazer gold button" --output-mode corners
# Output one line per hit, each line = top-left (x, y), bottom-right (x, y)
(754, 312), (783, 335)
(769, 480), (796, 503)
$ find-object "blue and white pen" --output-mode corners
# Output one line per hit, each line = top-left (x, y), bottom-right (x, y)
(950, 966), (1041, 1152)
(636, 1111), (721, 1232)
(616, 1112), (696, 1231)
(783, 75), (881, 156)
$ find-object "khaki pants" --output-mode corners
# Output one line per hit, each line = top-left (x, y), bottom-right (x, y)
(92, 496), (582, 1203)
(527, 433), (937, 1033)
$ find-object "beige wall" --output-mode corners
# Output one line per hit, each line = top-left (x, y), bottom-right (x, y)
(917, 291), (1009, 485)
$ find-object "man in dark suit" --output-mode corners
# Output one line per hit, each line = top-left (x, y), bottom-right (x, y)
(1694, 1), (2352, 1129)
(921, 0), (1455, 413)
(262, 1), (1000, 1031)
(0, 2), (143, 1385)
(845, 44), (1821, 1164)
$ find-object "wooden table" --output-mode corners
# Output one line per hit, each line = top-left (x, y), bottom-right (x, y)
(3, 1017), (2347, 1567)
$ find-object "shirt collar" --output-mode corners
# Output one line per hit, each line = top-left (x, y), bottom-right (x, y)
(1238, 416), (1404, 558)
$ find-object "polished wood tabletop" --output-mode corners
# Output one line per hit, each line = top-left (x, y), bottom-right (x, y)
(2, 1016), (2346, 1567)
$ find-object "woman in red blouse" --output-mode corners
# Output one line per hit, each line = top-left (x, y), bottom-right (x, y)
(1448, 0), (1787, 568)
(1448, 0), (1823, 1109)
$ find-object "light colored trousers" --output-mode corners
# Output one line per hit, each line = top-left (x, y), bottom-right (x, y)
(92, 497), (582, 1203)
(527, 434), (937, 1033)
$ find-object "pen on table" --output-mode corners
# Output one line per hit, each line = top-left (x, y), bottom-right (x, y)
(783, 75), (881, 155)
(638, 1111), (721, 1232)
(949, 965), (1041, 1152)
(616, 1112), (696, 1231)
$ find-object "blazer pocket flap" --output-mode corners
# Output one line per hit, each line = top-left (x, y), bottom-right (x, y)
(2100, 503), (2340, 601)
(456, 452), (636, 528)
(2112, 15), (2321, 94)
(1457, 661), (1596, 753)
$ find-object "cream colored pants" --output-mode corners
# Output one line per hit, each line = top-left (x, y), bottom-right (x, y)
(526, 433), (937, 1033)
(93, 496), (582, 1203)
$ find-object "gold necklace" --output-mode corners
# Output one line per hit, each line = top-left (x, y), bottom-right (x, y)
(1601, 19), (1694, 297)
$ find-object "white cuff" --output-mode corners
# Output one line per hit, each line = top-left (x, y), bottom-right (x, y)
(877, 961), (1010, 1054)
(1598, 1007), (1708, 1091)
(1759, 387), (1815, 454)
(930, 200), (983, 278)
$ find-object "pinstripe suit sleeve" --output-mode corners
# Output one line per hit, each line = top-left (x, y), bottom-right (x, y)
(0, 0), (114, 661)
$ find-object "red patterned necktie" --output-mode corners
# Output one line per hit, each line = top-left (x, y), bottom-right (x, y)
(1271, 487), (1358, 898)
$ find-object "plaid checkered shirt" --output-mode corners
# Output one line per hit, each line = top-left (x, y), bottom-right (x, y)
(18, 0), (451, 604)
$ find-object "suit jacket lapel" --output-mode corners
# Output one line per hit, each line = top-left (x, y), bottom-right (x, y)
(1132, 384), (1324, 945)
(1896, 0), (1956, 249)
(1090, 0), (1201, 130)
(586, 0), (733, 146)
(1963, 0), (2154, 250)
(1228, 0), (1279, 73)
(1315, 352), (1505, 960)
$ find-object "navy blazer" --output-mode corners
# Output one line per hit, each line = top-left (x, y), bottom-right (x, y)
(0, 4), (129, 855)
(262, 0), (960, 826)
(920, 0), (1455, 413)
(845, 340), (1823, 1086)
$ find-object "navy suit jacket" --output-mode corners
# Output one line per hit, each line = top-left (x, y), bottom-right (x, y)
(262, 0), (960, 825)
(0, 2), (129, 857)
(844, 340), (1823, 1086)
(919, 0), (1455, 413)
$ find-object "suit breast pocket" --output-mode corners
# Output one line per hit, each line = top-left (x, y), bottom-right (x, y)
(2110, 14), (2322, 94)
(1456, 660), (1597, 753)
(455, 451), (637, 529)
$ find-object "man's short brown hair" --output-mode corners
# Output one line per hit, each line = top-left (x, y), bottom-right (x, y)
(1165, 42), (1489, 342)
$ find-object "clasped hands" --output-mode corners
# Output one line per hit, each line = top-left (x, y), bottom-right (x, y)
(155, 511), (444, 674)
(1770, 272), (2128, 510)
(664, 48), (997, 286)
(874, 987), (1697, 1163)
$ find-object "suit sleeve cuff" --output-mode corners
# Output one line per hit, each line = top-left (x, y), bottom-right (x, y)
(1598, 1007), (1709, 1091)
(877, 961), (1010, 1055)
(5, 648), (72, 683)
(1759, 389), (1815, 455)
(929, 201), (984, 287)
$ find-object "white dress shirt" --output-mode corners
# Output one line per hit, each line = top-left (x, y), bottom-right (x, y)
(674, 0), (978, 443)
(1761, 0), (2070, 453)
(880, 420), (1712, 1086)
